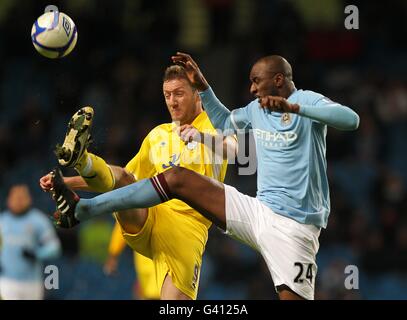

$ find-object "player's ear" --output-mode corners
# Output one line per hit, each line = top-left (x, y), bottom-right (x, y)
(194, 89), (201, 102)
(275, 73), (285, 87)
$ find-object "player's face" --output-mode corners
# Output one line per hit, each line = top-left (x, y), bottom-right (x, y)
(163, 78), (200, 125)
(249, 61), (280, 98)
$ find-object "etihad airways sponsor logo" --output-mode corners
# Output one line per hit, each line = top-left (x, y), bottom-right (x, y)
(254, 128), (298, 147)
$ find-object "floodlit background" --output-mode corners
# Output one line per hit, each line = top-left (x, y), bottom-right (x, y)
(1, 0), (407, 299)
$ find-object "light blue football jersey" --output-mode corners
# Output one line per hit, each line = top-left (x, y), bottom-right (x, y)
(200, 88), (359, 228)
(0, 208), (61, 281)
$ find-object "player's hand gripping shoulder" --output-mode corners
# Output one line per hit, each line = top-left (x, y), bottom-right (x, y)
(259, 96), (300, 113)
(177, 125), (238, 160)
(171, 52), (209, 92)
(177, 124), (201, 143)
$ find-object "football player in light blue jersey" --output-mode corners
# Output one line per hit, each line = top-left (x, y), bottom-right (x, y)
(48, 53), (359, 300)
(0, 184), (61, 299)
(202, 55), (359, 229)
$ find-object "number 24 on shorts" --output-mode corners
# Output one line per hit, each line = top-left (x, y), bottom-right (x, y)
(294, 262), (314, 283)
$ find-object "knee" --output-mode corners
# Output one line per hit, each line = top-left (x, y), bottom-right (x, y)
(114, 168), (136, 188)
(164, 166), (189, 193)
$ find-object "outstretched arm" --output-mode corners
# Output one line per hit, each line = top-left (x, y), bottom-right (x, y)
(259, 96), (360, 131)
(39, 165), (135, 193)
(40, 173), (92, 192)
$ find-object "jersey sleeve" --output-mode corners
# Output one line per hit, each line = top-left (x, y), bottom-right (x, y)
(230, 102), (255, 131)
(298, 94), (359, 130)
(199, 87), (253, 134)
(125, 133), (156, 180)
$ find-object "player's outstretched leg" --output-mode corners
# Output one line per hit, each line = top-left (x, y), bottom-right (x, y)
(50, 166), (227, 230)
(49, 168), (164, 227)
(55, 106), (94, 168)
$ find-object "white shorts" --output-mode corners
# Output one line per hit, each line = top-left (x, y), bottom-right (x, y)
(224, 185), (321, 300)
(0, 278), (44, 300)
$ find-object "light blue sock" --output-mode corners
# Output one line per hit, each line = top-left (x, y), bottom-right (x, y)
(74, 178), (164, 222)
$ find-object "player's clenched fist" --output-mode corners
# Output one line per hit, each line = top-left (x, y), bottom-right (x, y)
(176, 124), (201, 143)
(259, 96), (300, 113)
(39, 172), (54, 192)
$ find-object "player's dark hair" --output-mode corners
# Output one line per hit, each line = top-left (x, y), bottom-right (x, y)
(163, 65), (195, 90)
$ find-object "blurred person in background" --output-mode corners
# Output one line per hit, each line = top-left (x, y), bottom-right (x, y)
(0, 184), (61, 300)
(104, 220), (160, 300)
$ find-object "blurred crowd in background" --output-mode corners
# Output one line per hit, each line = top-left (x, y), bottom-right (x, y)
(1, 0), (407, 299)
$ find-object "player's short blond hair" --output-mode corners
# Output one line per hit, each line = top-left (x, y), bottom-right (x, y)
(163, 65), (195, 90)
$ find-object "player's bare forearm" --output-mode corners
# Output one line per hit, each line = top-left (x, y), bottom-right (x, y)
(64, 176), (91, 191)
